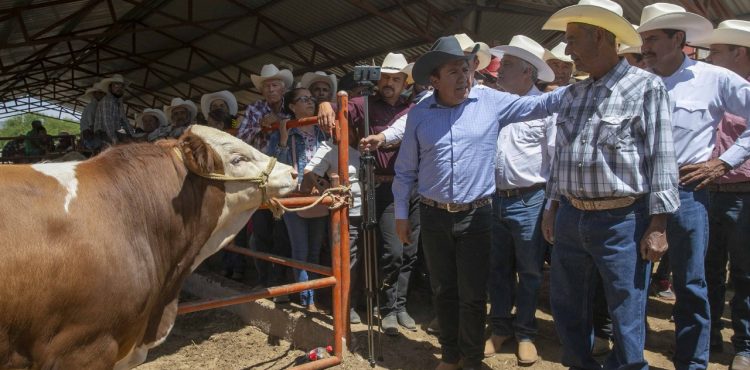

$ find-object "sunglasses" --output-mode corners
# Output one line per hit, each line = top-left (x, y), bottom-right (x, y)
(293, 96), (316, 103)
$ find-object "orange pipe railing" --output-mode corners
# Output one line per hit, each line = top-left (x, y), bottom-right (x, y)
(260, 116), (319, 132)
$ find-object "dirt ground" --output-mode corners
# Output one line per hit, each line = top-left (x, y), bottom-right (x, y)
(137, 265), (736, 370)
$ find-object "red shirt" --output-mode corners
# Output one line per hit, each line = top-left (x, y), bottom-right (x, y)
(712, 111), (750, 184)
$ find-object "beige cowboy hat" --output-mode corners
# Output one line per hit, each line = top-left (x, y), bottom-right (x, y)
(81, 82), (106, 101)
(164, 97), (198, 123)
(99, 74), (128, 93)
(380, 52), (412, 79)
(490, 35), (556, 82)
(300, 71), (338, 95)
(692, 19), (750, 49)
(136, 108), (168, 129)
(251, 64), (294, 91)
(544, 42), (574, 63)
(454, 33), (492, 70)
(618, 24), (643, 55)
(200, 90), (238, 116)
(543, 0), (642, 48)
(404, 62), (415, 84)
(636, 3), (713, 44)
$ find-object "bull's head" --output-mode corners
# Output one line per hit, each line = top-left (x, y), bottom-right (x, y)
(176, 125), (296, 210)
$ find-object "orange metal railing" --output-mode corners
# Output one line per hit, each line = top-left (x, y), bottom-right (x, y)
(177, 92), (351, 370)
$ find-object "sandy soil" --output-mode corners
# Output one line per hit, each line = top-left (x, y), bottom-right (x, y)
(137, 264), (737, 370)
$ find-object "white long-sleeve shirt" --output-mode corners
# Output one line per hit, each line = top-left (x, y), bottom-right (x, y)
(495, 85), (556, 190)
(657, 55), (750, 168)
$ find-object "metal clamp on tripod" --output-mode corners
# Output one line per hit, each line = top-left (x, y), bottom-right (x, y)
(353, 65), (384, 367)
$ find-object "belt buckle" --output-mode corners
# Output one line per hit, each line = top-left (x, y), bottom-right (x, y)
(445, 202), (461, 213)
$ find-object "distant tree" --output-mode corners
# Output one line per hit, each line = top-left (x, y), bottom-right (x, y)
(0, 113), (80, 138)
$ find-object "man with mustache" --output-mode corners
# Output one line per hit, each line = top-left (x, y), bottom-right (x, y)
(638, 4), (750, 369)
(538, 0), (679, 369)
(393, 35), (567, 370)
(318, 53), (420, 334)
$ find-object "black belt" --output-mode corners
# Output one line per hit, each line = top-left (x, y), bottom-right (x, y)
(496, 183), (546, 198)
(420, 196), (492, 213)
(706, 182), (750, 193)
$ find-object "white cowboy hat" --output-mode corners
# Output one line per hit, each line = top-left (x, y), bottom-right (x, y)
(618, 43), (642, 55)
(454, 33), (492, 70)
(544, 42), (574, 63)
(164, 97), (198, 124)
(81, 81), (106, 101)
(404, 62), (415, 85)
(692, 19), (750, 49)
(380, 53), (412, 78)
(136, 108), (168, 129)
(491, 35), (555, 83)
(99, 74), (129, 93)
(543, 0), (642, 48)
(636, 3), (713, 44)
(300, 71), (338, 95)
(251, 64), (294, 91)
(200, 90), (238, 116)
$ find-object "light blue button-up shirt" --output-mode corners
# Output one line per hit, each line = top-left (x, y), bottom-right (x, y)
(393, 86), (564, 219)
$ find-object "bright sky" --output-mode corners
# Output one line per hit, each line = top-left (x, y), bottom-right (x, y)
(0, 97), (80, 125)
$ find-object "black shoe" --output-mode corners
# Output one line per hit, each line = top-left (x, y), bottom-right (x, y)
(710, 329), (723, 353)
(396, 311), (417, 331)
(350, 308), (362, 324)
(381, 313), (399, 336)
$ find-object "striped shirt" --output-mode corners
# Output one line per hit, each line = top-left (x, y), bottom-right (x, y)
(237, 99), (289, 155)
(94, 94), (134, 143)
(547, 58), (679, 215)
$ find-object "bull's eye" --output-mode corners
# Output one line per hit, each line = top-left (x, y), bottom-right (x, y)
(230, 156), (245, 165)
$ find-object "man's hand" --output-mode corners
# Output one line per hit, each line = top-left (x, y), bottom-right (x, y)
(278, 119), (290, 145)
(640, 214), (668, 262)
(317, 102), (336, 135)
(679, 158), (731, 190)
(359, 133), (385, 152)
(260, 113), (280, 129)
(396, 219), (411, 245)
(541, 200), (558, 244)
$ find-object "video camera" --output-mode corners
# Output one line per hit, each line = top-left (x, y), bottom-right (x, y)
(352, 66), (381, 83)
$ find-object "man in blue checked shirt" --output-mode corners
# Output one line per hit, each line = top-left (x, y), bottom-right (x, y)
(392, 36), (565, 370)
(537, 1), (679, 369)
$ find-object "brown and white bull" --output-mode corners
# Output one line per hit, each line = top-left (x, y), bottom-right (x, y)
(0, 125), (296, 369)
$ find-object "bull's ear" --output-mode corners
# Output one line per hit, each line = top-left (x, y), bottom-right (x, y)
(178, 131), (225, 176)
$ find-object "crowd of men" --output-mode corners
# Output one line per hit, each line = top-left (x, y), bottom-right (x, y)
(62, 1), (750, 369)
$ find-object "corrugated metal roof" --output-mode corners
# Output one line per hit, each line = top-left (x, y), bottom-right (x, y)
(1, 0), (747, 120)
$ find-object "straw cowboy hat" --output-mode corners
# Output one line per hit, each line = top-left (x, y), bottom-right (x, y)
(618, 43), (642, 55)
(413, 36), (479, 86)
(99, 74), (128, 92)
(200, 90), (238, 116)
(692, 19), (750, 49)
(544, 42), (574, 63)
(81, 82), (106, 102)
(491, 35), (556, 82)
(164, 97), (198, 123)
(380, 52), (412, 79)
(136, 108), (168, 129)
(251, 64), (294, 90)
(454, 33), (492, 70)
(636, 3), (713, 44)
(543, 0), (642, 48)
(300, 71), (338, 95)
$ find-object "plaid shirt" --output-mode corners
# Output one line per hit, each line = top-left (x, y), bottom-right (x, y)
(93, 94), (133, 142)
(237, 98), (289, 155)
(547, 58), (679, 215)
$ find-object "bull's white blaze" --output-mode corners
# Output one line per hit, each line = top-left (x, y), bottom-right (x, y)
(31, 162), (80, 213)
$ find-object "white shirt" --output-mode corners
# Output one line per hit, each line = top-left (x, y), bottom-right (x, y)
(304, 140), (362, 216)
(657, 56), (750, 168)
(495, 85), (556, 190)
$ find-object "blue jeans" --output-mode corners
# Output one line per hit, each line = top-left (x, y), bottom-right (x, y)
(489, 189), (545, 341)
(707, 191), (750, 357)
(283, 212), (327, 306)
(667, 187), (710, 369)
(551, 198), (650, 370)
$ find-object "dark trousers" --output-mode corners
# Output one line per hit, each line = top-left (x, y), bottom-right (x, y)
(421, 202), (492, 368)
(250, 209), (291, 287)
(376, 183), (420, 316)
(348, 216), (364, 309)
